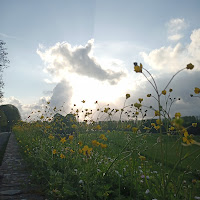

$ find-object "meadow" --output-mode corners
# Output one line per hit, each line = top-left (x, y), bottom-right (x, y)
(13, 63), (200, 200)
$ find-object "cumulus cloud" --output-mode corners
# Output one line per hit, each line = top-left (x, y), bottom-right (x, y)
(167, 18), (187, 41)
(37, 39), (126, 85)
(140, 28), (200, 72)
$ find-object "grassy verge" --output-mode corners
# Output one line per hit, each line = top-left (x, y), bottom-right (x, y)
(0, 132), (11, 165)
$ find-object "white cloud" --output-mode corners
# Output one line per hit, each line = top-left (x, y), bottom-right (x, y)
(37, 39), (126, 85)
(167, 18), (187, 41)
(140, 29), (200, 72)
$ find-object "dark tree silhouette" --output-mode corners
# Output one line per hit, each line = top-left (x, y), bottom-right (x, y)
(0, 40), (10, 100)
(0, 104), (21, 132)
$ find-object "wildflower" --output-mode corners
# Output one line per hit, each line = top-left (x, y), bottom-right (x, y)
(52, 149), (57, 155)
(154, 125), (160, 130)
(145, 189), (150, 194)
(69, 135), (74, 141)
(82, 145), (92, 156)
(175, 112), (181, 119)
(60, 153), (65, 159)
(70, 149), (75, 153)
(92, 140), (100, 147)
(71, 124), (77, 129)
(194, 87), (200, 94)
(186, 63), (194, 70)
(169, 126), (175, 131)
(192, 123), (197, 127)
(79, 149), (82, 154)
(132, 127), (138, 133)
(169, 88), (173, 92)
(47, 101), (50, 104)
(134, 62), (143, 73)
(155, 110), (160, 116)
(134, 103), (142, 109)
(127, 124), (131, 129)
(81, 100), (85, 103)
(96, 125), (101, 130)
(143, 126), (151, 130)
(48, 134), (55, 140)
(40, 115), (44, 120)
(60, 137), (66, 144)
(162, 90), (166, 95)
(100, 143), (107, 148)
(147, 94), (151, 97)
(182, 131), (195, 145)
(99, 134), (107, 141)
(104, 107), (110, 113)
(126, 93), (130, 99)
(156, 119), (162, 125)
(138, 98), (143, 103)
(139, 155), (146, 161)
(151, 123), (156, 127)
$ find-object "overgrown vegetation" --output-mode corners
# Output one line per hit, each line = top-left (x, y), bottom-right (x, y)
(13, 63), (200, 199)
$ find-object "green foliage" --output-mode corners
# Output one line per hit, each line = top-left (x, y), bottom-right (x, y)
(0, 104), (21, 131)
(0, 109), (7, 131)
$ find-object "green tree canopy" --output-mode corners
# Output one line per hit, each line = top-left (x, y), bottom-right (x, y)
(0, 109), (7, 131)
(0, 104), (21, 131)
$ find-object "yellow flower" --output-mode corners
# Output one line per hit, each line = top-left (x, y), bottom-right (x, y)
(156, 119), (162, 125)
(155, 110), (160, 116)
(52, 149), (57, 155)
(182, 131), (195, 145)
(40, 115), (44, 120)
(60, 137), (66, 144)
(126, 94), (130, 99)
(139, 155), (146, 161)
(127, 124), (131, 129)
(143, 126), (151, 130)
(132, 127), (138, 133)
(151, 123), (156, 127)
(134, 63), (143, 73)
(70, 149), (75, 153)
(154, 125), (160, 130)
(169, 88), (173, 92)
(81, 100), (85, 103)
(48, 134), (55, 140)
(100, 143), (107, 149)
(162, 90), (166, 95)
(147, 94), (151, 97)
(96, 125), (101, 130)
(194, 87), (200, 94)
(192, 123), (197, 127)
(69, 135), (74, 141)
(175, 112), (181, 119)
(99, 134), (107, 141)
(92, 140), (100, 147)
(138, 98), (143, 103)
(82, 145), (92, 156)
(186, 63), (194, 70)
(60, 153), (65, 159)
(71, 124), (77, 129)
(79, 149), (82, 154)
(134, 103), (142, 109)
(169, 126), (175, 131)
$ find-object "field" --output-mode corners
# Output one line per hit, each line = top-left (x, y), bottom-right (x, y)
(13, 121), (200, 200)
(13, 63), (200, 199)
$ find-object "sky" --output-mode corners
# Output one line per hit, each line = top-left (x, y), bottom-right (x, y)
(0, 0), (200, 121)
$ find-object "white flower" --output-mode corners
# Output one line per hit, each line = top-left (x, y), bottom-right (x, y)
(79, 180), (84, 184)
(145, 189), (150, 194)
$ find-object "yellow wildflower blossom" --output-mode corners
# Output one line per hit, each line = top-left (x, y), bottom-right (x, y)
(82, 145), (92, 156)
(139, 155), (146, 161)
(126, 94), (130, 99)
(182, 131), (195, 145)
(186, 63), (194, 70)
(99, 134), (107, 141)
(169, 126), (175, 131)
(100, 143), (107, 149)
(60, 137), (66, 144)
(60, 153), (65, 159)
(147, 94), (151, 97)
(78, 141), (83, 146)
(151, 123), (156, 127)
(154, 125), (160, 130)
(48, 134), (55, 140)
(156, 119), (162, 125)
(162, 90), (166, 95)
(96, 125), (101, 130)
(192, 123), (197, 127)
(134, 103), (142, 109)
(132, 127), (138, 133)
(52, 149), (57, 155)
(69, 135), (74, 141)
(169, 88), (173, 92)
(155, 110), (160, 116)
(175, 112), (181, 119)
(194, 87), (200, 94)
(92, 140), (100, 147)
(134, 62), (143, 73)
(71, 124), (77, 129)
(138, 98), (143, 103)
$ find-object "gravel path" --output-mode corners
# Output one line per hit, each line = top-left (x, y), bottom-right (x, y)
(0, 132), (46, 200)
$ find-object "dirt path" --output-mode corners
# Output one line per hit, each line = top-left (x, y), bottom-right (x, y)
(0, 133), (46, 200)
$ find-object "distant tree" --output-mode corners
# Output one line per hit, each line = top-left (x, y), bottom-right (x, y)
(0, 104), (21, 131)
(0, 109), (7, 131)
(0, 40), (10, 100)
